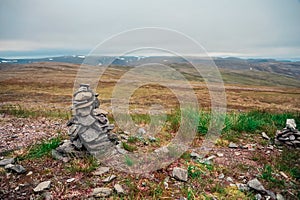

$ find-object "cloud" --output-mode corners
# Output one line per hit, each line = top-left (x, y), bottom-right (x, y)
(0, 40), (67, 51)
(0, 0), (300, 58)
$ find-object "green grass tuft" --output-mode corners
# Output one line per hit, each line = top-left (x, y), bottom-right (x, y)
(261, 164), (285, 188)
(122, 142), (137, 152)
(197, 110), (300, 135)
(188, 165), (203, 179)
(124, 155), (134, 166)
(131, 114), (151, 124)
(66, 156), (98, 173)
(276, 147), (300, 180)
(167, 109), (181, 132)
(127, 136), (138, 143)
(20, 137), (61, 160)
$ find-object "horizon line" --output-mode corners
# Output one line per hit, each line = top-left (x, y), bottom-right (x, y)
(1, 54), (300, 62)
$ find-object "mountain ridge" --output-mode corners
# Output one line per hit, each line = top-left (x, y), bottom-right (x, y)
(0, 56), (299, 79)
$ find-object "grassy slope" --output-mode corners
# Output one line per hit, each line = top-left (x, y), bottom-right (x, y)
(0, 62), (299, 113)
(0, 62), (300, 199)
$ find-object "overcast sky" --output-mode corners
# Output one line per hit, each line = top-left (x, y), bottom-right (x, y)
(0, 0), (300, 59)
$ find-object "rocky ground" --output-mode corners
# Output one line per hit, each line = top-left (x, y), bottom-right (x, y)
(0, 62), (299, 199)
(0, 114), (67, 154)
(0, 114), (299, 200)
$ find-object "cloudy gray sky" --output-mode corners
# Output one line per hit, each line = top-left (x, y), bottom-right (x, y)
(0, 0), (300, 59)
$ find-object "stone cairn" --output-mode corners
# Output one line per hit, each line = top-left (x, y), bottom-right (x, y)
(275, 119), (300, 148)
(52, 84), (119, 161)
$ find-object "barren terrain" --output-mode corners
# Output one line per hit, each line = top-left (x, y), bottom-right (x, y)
(0, 61), (299, 199)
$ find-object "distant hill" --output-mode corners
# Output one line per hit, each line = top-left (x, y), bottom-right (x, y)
(1, 56), (299, 79)
(213, 57), (300, 79)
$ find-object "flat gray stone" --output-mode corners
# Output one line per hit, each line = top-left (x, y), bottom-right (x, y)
(226, 177), (233, 182)
(116, 144), (127, 154)
(114, 184), (125, 194)
(93, 167), (110, 176)
(206, 155), (216, 160)
(5, 164), (26, 174)
(286, 119), (296, 130)
(216, 152), (224, 157)
(120, 134), (129, 140)
(218, 173), (225, 179)
(278, 137), (289, 141)
(51, 149), (64, 160)
(172, 167), (188, 182)
(265, 190), (276, 200)
(102, 175), (116, 183)
(279, 171), (288, 179)
(66, 178), (75, 183)
(33, 181), (51, 192)
(154, 146), (169, 154)
(137, 127), (146, 136)
(236, 183), (249, 191)
(281, 132), (292, 138)
(42, 191), (53, 200)
(228, 142), (238, 148)
(247, 178), (265, 192)
(148, 136), (157, 142)
(55, 140), (74, 154)
(0, 158), (15, 166)
(255, 193), (262, 200)
(274, 139), (282, 145)
(261, 132), (270, 140)
(285, 141), (293, 146)
(26, 171), (33, 176)
(294, 131), (300, 136)
(92, 187), (112, 197)
(80, 128), (101, 143)
(289, 135), (295, 141)
(190, 152), (201, 159)
(276, 193), (285, 200)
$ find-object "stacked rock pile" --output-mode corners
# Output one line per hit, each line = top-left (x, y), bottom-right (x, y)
(52, 84), (119, 161)
(275, 119), (300, 147)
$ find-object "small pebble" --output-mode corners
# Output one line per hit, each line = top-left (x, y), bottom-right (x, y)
(218, 173), (225, 179)
(26, 171), (33, 176)
(66, 178), (75, 183)
(216, 152), (224, 157)
(226, 177), (233, 182)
